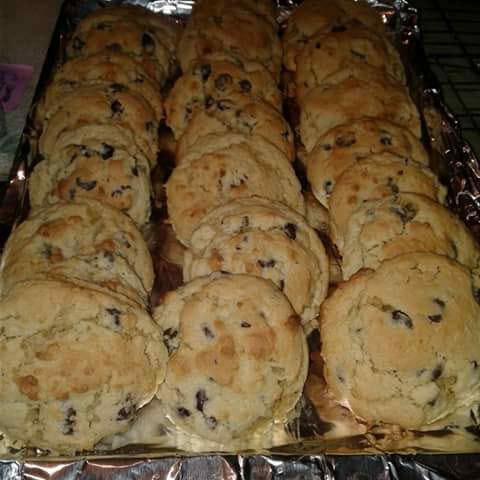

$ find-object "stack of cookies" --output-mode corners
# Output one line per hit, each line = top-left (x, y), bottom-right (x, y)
(0, 5), (179, 452)
(155, 0), (331, 444)
(284, 1), (480, 430)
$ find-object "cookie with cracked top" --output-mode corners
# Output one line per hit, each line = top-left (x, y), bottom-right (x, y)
(0, 279), (166, 452)
(177, 8), (281, 78)
(38, 52), (164, 124)
(282, 0), (385, 73)
(328, 153), (446, 250)
(165, 55), (281, 139)
(306, 118), (429, 208)
(320, 252), (480, 429)
(341, 193), (480, 279)
(299, 72), (421, 152)
(154, 273), (308, 444)
(176, 94), (294, 162)
(184, 196), (329, 330)
(166, 139), (305, 246)
(39, 85), (158, 167)
(295, 20), (405, 101)
(30, 142), (152, 226)
(1, 199), (154, 305)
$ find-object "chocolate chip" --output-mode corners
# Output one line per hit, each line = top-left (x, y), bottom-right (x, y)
(432, 364), (443, 380)
(241, 322), (251, 328)
(117, 402), (136, 421)
(279, 279), (285, 291)
(142, 32), (155, 54)
(196, 389), (208, 412)
(205, 95), (215, 108)
(79, 145), (92, 158)
(472, 360), (479, 369)
(63, 407), (76, 435)
(205, 416), (217, 430)
(72, 36), (85, 51)
(380, 135), (393, 146)
(331, 24), (347, 32)
(202, 325), (215, 339)
(390, 201), (417, 223)
(199, 64), (211, 82)
(111, 100), (124, 117)
(41, 244), (53, 259)
(434, 298), (446, 308)
(350, 49), (367, 60)
(391, 310), (413, 329)
(177, 407), (191, 417)
(239, 79), (252, 93)
(75, 177), (97, 191)
(258, 258), (276, 268)
(335, 133), (356, 148)
(106, 307), (122, 327)
(145, 120), (157, 133)
(387, 177), (400, 194)
(131, 166), (139, 176)
(103, 251), (115, 263)
(428, 314), (443, 323)
(111, 185), (132, 197)
(163, 328), (178, 354)
(215, 73), (232, 91)
(284, 223), (297, 240)
(217, 99), (234, 111)
(324, 180), (333, 194)
(100, 143), (114, 160)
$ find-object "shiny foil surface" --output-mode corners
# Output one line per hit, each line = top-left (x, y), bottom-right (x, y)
(1, 0), (480, 477)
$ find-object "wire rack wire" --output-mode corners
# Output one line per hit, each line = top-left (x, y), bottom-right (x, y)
(413, 0), (480, 154)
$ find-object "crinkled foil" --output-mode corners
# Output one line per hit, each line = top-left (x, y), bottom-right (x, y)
(1, 0), (480, 477)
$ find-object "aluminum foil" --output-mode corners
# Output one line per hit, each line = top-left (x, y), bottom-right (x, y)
(1, 0), (480, 476)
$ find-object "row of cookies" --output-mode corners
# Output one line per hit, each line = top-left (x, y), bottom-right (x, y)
(152, 0), (328, 444)
(0, 5), (179, 452)
(29, 4), (180, 225)
(283, 1), (480, 431)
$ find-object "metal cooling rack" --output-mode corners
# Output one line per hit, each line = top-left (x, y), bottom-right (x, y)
(413, 0), (480, 154)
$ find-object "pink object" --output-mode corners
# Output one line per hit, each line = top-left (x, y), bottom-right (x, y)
(0, 64), (34, 112)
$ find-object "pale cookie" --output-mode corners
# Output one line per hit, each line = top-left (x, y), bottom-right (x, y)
(1, 199), (154, 305)
(341, 193), (480, 279)
(295, 21), (405, 100)
(39, 52), (164, 122)
(177, 9), (281, 78)
(0, 280), (166, 452)
(166, 141), (305, 246)
(29, 142), (152, 226)
(39, 85), (158, 167)
(306, 118), (429, 208)
(71, 4), (179, 54)
(67, 18), (174, 85)
(165, 56), (281, 139)
(282, 0), (385, 72)
(299, 74), (421, 152)
(329, 153), (446, 249)
(176, 94), (294, 162)
(154, 273), (308, 444)
(320, 252), (480, 429)
(183, 197), (329, 329)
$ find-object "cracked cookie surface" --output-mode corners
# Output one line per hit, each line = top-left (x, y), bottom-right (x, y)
(184, 196), (329, 330)
(0, 280), (166, 452)
(153, 273), (308, 444)
(341, 193), (480, 279)
(320, 252), (480, 429)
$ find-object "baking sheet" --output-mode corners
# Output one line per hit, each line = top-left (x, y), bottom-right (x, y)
(1, 0), (480, 475)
